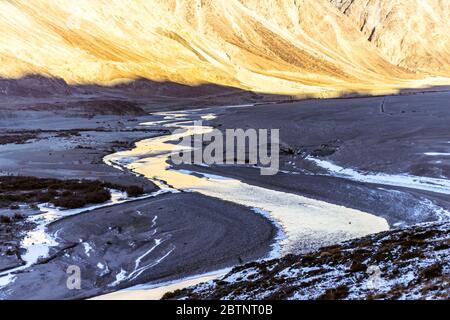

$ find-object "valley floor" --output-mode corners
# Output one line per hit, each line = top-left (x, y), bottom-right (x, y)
(1, 87), (450, 299)
(0, 99), (276, 299)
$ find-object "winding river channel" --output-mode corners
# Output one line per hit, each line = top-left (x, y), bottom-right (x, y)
(98, 106), (390, 299)
(105, 108), (389, 254)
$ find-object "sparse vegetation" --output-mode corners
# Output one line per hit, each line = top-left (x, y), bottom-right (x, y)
(419, 264), (442, 280)
(0, 213), (26, 224)
(318, 285), (349, 300)
(124, 185), (145, 197)
(165, 222), (450, 300)
(13, 213), (24, 220)
(0, 215), (12, 223)
(0, 133), (38, 145)
(0, 176), (146, 209)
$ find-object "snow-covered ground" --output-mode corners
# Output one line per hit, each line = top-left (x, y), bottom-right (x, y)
(167, 221), (450, 300)
(307, 157), (450, 195)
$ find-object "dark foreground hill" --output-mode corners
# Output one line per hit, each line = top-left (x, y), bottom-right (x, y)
(165, 221), (450, 300)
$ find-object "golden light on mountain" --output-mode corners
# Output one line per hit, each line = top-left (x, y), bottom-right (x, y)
(1, 0), (449, 97)
(330, 0), (450, 76)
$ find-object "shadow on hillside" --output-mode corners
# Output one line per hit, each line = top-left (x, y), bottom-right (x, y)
(0, 75), (296, 112)
(1, 74), (449, 113)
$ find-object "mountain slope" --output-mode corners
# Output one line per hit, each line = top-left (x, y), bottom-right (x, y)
(330, 0), (450, 76)
(0, 0), (447, 97)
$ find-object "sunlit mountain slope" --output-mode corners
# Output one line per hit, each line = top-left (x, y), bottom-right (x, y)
(330, 0), (450, 76)
(0, 0), (447, 97)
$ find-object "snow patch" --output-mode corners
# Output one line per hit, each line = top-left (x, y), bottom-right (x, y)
(308, 157), (450, 195)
